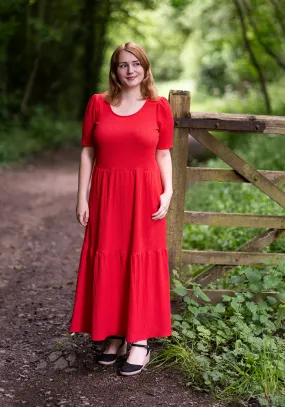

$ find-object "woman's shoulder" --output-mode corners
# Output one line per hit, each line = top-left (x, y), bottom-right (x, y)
(89, 93), (105, 103)
(149, 95), (168, 103)
(149, 95), (170, 110)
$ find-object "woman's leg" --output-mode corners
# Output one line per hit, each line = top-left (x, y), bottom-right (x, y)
(103, 337), (126, 354)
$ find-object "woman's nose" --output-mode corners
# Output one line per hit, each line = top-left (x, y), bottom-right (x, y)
(127, 64), (134, 73)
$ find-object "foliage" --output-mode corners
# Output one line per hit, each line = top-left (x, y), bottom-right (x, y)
(173, 0), (285, 105)
(2, 0), (285, 122)
(151, 267), (285, 406)
(0, 109), (80, 165)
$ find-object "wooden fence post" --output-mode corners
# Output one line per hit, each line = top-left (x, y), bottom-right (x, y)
(167, 90), (190, 308)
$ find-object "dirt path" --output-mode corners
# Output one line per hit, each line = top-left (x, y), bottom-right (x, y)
(0, 148), (229, 407)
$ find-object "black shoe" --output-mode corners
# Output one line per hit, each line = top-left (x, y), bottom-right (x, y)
(97, 335), (127, 365)
(119, 342), (150, 376)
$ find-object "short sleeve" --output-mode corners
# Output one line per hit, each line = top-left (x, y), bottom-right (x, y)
(81, 94), (97, 147)
(156, 96), (174, 149)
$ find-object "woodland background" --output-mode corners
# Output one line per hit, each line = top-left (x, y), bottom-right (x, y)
(1, 0), (285, 125)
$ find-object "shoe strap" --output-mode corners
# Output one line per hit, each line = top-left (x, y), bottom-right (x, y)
(131, 343), (150, 349)
(109, 335), (125, 340)
(131, 343), (150, 356)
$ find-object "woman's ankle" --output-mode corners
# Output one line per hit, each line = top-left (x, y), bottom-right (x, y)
(104, 338), (125, 354)
(132, 339), (147, 345)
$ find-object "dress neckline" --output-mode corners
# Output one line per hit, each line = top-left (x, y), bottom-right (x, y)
(109, 98), (149, 117)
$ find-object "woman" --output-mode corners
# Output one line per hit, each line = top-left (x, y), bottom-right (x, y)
(70, 42), (174, 376)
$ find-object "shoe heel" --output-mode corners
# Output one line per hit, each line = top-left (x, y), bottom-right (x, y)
(117, 342), (127, 357)
(142, 350), (150, 370)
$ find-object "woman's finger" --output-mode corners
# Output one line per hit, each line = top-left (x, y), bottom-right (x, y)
(83, 210), (89, 224)
(152, 207), (168, 220)
(77, 213), (86, 227)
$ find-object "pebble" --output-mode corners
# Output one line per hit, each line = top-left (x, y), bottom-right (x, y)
(48, 351), (62, 362)
(65, 353), (76, 365)
(53, 357), (68, 370)
(36, 360), (47, 370)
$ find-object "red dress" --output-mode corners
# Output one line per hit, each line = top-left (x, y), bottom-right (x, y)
(70, 93), (174, 342)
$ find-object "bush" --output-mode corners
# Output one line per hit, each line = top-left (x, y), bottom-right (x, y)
(151, 266), (285, 406)
(0, 107), (80, 166)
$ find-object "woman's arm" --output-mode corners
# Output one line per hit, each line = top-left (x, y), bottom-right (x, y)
(76, 146), (95, 226)
(155, 149), (173, 195)
(152, 149), (173, 220)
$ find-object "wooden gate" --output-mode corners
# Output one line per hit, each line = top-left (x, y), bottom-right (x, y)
(167, 90), (285, 304)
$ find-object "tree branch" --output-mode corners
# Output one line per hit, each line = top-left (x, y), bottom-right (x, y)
(242, 0), (285, 71)
(268, 0), (285, 34)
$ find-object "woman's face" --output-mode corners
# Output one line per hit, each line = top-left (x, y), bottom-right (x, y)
(116, 50), (145, 89)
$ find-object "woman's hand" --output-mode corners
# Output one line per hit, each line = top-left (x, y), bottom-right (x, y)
(76, 198), (89, 227)
(152, 191), (172, 221)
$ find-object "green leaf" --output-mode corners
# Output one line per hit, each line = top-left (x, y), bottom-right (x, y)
(172, 330), (181, 339)
(197, 325), (211, 336)
(193, 285), (211, 302)
(245, 301), (258, 315)
(182, 329), (195, 339)
(263, 275), (280, 290)
(230, 299), (241, 312)
(229, 275), (244, 285)
(259, 315), (269, 325)
(244, 269), (262, 283)
(209, 370), (223, 381)
(172, 321), (182, 328)
(222, 295), (233, 302)
(172, 313), (183, 321)
(279, 291), (285, 301)
(249, 282), (263, 292)
(213, 303), (225, 313)
(173, 278), (183, 287)
(266, 296), (277, 305)
(188, 305), (199, 316)
(173, 286), (187, 297)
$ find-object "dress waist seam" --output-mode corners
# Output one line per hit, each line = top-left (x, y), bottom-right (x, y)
(92, 248), (168, 256)
(94, 166), (159, 173)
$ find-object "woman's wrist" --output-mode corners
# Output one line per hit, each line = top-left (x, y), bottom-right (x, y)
(77, 193), (88, 201)
(163, 189), (173, 197)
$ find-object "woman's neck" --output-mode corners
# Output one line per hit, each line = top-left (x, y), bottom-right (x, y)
(121, 86), (143, 101)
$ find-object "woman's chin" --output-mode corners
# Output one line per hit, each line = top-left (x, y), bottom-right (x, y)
(123, 80), (142, 88)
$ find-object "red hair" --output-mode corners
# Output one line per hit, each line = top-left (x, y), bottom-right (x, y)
(104, 42), (158, 105)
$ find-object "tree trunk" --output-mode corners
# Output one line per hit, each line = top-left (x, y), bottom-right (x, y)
(233, 0), (272, 114)
(21, 0), (47, 113)
(80, 0), (112, 117)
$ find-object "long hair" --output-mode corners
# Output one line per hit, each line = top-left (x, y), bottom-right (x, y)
(104, 42), (158, 105)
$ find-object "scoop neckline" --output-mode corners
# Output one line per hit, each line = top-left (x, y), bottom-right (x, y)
(109, 97), (149, 117)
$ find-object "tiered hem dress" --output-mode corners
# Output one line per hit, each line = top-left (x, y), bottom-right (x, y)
(70, 93), (174, 342)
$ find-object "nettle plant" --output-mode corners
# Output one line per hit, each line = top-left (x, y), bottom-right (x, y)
(152, 261), (285, 406)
